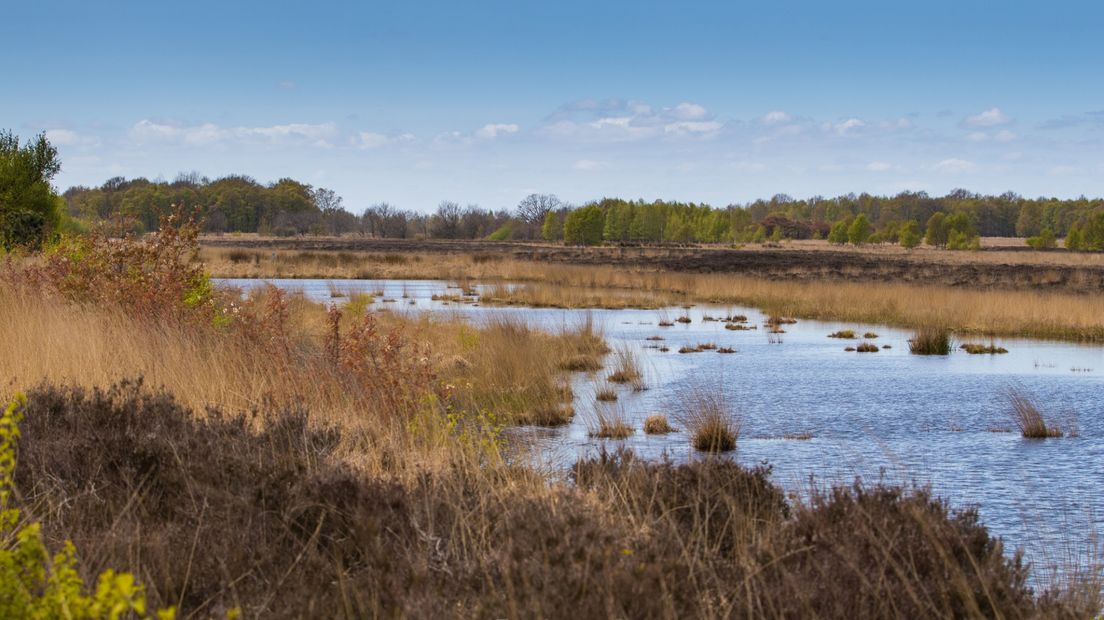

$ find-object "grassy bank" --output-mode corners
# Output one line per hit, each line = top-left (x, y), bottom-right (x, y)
(202, 247), (1104, 342)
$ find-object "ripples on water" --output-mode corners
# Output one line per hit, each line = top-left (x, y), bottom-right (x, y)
(219, 278), (1104, 579)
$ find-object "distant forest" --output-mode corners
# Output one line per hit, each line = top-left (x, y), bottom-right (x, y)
(62, 174), (1104, 247)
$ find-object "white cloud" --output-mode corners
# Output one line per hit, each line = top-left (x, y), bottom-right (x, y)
(45, 128), (99, 147)
(761, 111), (792, 125)
(934, 158), (977, 174)
(539, 99), (722, 141)
(356, 131), (415, 149)
(866, 161), (892, 171)
(832, 118), (865, 135)
(966, 131), (989, 142)
(474, 123), (520, 139)
(670, 102), (709, 120)
(994, 129), (1017, 142)
(964, 107), (1011, 127)
(573, 159), (608, 171)
(129, 120), (337, 147)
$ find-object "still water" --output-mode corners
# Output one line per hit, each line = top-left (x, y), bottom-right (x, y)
(218, 278), (1104, 577)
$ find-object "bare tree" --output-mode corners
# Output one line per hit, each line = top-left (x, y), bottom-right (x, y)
(516, 193), (562, 239)
(430, 200), (462, 238)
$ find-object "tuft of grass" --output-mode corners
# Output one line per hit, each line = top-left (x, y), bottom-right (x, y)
(588, 405), (633, 438)
(560, 354), (603, 372)
(1007, 389), (1063, 438)
(676, 315), (692, 324)
(855, 342), (879, 353)
(678, 346), (701, 354)
(595, 388), (619, 402)
(725, 323), (754, 331)
(828, 329), (856, 339)
(961, 343), (1009, 354)
(607, 345), (645, 390)
(643, 414), (676, 434)
(678, 391), (739, 453)
(717, 347), (736, 354)
(909, 327), (952, 355)
(863, 332), (879, 339)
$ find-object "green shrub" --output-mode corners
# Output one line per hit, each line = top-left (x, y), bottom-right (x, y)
(899, 219), (921, 248)
(1026, 227), (1057, 250)
(827, 220), (849, 245)
(847, 214), (872, 245)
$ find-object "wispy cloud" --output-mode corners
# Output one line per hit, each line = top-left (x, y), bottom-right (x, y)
(129, 120), (338, 147)
(934, 158), (977, 174)
(963, 107), (1012, 127)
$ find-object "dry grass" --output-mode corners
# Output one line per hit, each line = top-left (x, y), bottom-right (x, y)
(910, 327), (952, 355)
(677, 390), (739, 453)
(206, 248), (1104, 342)
(1007, 389), (1064, 438)
(961, 343), (1009, 354)
(643, 414), (676, 434)
(829, 329), (857, 339)
(606, 344), (645, 391)
(856, 342), (880, 353)
(587, 405), (633, 439)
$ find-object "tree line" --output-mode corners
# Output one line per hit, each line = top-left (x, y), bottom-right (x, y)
(6, 130), (1104, 251)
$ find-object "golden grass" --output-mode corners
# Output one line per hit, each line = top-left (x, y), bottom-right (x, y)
(643, 414), (676, 434)
(1007, 389), (1064, 439)
(203, 248), (1104, 342)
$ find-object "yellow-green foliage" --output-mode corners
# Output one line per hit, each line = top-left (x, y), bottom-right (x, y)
(0, 394), (175, 619)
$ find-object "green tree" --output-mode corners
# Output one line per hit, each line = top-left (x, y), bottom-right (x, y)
(1026, 227), (1056, 250)
(898, 220), (921, 248)
(564, 205), (605, 245)
(847, 213), (872, 245)
(925, 212), (948, 247)
(0, 130), (63, 250)
(827, 220), (849, 245)
(944, 212), (979, 250)
(541, 211), (561, 241)
(1065, 223), (1083, 251)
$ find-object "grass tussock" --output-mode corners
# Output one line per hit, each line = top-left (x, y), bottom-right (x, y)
(856, 341), (880, 353)
(587, 405), (633, 439)
(678, 391), (739, 452)
(909, 327), (952, 355)
(606, 344), (645, 391)
(643, 414), (676, 434)
(1008, 389), (1064, 438)
(595, 388), (618, 402)
(829, 329), (857, 339)
(961, 343), (1009, 354)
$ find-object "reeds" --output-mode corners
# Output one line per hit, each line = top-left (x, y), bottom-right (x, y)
(855, 342), (879, 353)
(677, 389), (739, 452)
(829, 329), (857, 339)
(606, 344), (645, 391)
(587, 404), (633, 438)
(1007, 389), (1063, 438)
(909, 327), (952, 355)
(643, 414), (676, 434)
(961, 343), (1009, 354)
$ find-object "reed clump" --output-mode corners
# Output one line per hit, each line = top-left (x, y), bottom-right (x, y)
(856, 342), (879, 353)
(588, 406), (633, 438)
(909, 327), (952, 355)
(643, 414), (676, 434)
(961, 343), (1009, 354)
(1008, 390), (1064, 438)
(829, 329), (857, 339)
(606, 345), (644, 391)
(678, 392), (738, 452)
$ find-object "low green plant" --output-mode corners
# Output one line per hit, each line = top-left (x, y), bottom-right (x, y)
(0, 394), (174, 619)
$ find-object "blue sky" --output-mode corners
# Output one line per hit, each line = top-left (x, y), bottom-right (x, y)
(4, 0), (1103, 211)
